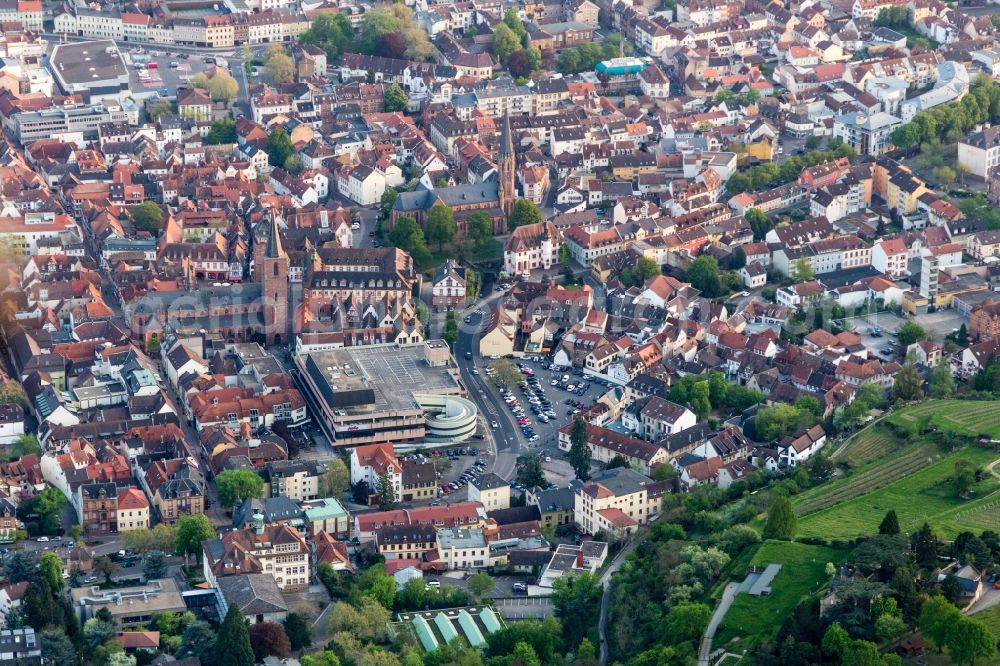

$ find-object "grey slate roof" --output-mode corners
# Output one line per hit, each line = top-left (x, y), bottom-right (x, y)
(217, 573), (289, 616)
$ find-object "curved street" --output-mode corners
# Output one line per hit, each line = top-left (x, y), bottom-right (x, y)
(455, 291), (523, 481)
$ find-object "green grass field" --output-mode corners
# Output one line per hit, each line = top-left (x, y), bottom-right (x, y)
(714, 541), (849, 652)
(793, 400), (1000, 540)
(796, 445), (999, 540)
(839, 424), (907, 467)
(972, 605), (1000, 638)
(885, 400), (1000, 438)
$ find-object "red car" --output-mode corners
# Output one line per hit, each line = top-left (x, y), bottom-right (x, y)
(368, 231), (375, 237)
(441, 484), (450, 493)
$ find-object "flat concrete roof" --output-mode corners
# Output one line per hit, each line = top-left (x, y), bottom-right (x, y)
(50, 40), (128, 87)
(301, 345), (460, 414)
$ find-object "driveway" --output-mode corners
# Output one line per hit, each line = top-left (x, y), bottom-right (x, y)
(698, 582), (740, 665)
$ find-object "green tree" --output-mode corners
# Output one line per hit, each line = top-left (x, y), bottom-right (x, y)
(821, 623), (850, 660)
(911, 522), (941, 570)
(490, 359), (523, 388)
(551, 572), (602, 650)
(321, 457), (350, 497)
(84, 618), (117, 647)
(509, 199), (543, 231)
(284, 154), (303, 175)
(952, 459), (977, 496)
(805, 135), (822, 150)
(131, 201), (164, 233)
(205, 118), (236, 144)
(217, 603), (255, 666)
(147, 98), (173, 121)
(933, 165), (956, 186)
(929, 362), (956, 398)
(376, 471), (397, 510)
(634, 256), (661, 282)
(686, 255), (722, 297)
(175, 515), (216, 560)
(388, 216), (427, 255)
(762, 496), (797, 540)
(875, 613), (908, 643)
(262, 44), (294, 85)
(504, 8), (528, 43)
(946, 617), (996, 665)
(663, 602), (711, 646)
(143, 550), (168, 579)
(39, 630), (76, 666)
(191, 70), (239, 103)
(379, 188), (398, 220)
(689, 381), (711, 421)
(467, 572), (494, 598)
(879, 510), (900, 535)
(265, 128), (294, 171)
(215, 469), (265, 508)
(443, 309), (458, 351)
(107, 654), (136, 666)
(892, 364), (924, 402)
(178, 620), (217, 662)
(516, 454), (546, 488)
(896, 321), (927, 346)
(383, 84), (408, 113)
(492, 23), (520, 63)
(283, 612), (312, 651)
(920, 595), (963, 652)
(510, 641), (541, 666)
(792, 257), (815, 283)
(3, 551), (38, 584)
(467, 211), (493, 251)
(425, 204), (457, 251)
(300, 12), (354, 61)
(39, 551), (64, 592)
(568, 416), (591, 481)
(94, 555), (119, 584)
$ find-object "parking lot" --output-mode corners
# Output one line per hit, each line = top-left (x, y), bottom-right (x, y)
(913, 309), (967, 341)
(491, 596), (555, 620)
(122, 49), (219, 98)
(841, 311), (908, 359)
(479, 355), (610, 483)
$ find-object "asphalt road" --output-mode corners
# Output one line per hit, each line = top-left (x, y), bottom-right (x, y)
(456, 298), (523, 481)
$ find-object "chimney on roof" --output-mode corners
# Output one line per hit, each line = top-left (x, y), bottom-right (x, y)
(575, 548), (584, 569)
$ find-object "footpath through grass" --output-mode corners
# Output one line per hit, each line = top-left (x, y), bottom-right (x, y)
(714, 541), (849, 653)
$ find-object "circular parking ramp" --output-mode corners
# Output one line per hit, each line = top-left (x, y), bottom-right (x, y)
(417, 394), (478, 443)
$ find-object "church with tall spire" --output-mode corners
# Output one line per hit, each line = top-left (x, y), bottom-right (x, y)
(498, 111), (516, 217)
(254, 211), (290, 346)
(389, 112), (518, 237)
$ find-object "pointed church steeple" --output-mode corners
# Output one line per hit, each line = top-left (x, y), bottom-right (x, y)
(263, 209), (286, 259)
(498, 112), (516, 217)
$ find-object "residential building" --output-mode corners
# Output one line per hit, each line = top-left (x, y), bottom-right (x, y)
(957, 125), (1000, 180)
(116, 488), (149, 532)
(778, 425), (827, 466)
(573, 467), (657, 538)
(401, 461), (438, 502)
(79, 482), (118, 535)
(203, 513), (311, 590)
(468, 473), (510, 511)
(261, 460), (321, 501)
(350, 443), (402, 502)
(431, 260), (466, 311)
